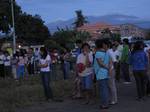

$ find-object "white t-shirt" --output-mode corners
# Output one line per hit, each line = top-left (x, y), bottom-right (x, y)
(0, 54), (4, 64)
(40, 55), (51, 72)
(76, 52), (93, 77)
(4, 56), (11, 66)
(107, 49), (120, 62)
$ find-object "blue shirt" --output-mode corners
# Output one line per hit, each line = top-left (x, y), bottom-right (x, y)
(94, 51), (110, 80)
(130, 50), (148, 71)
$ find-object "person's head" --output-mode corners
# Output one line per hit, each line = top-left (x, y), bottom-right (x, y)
(4, 51), (9, 56)
(114, 39), (121, 46)
(123, 38), (129, 45)
(76, 39), (82, 48)
(81, 43), (90, 54)
(0, 50), (3, 55)
(36, 48), (38, 51)
(40, 47), (48, 59)
(133, 41), (144, 52)
(95, 38), (109, 51)
(112, 44), (117, 51)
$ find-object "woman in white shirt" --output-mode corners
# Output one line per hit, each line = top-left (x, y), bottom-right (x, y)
(76, 43), (93, 104)
(39, 47), (53, 101)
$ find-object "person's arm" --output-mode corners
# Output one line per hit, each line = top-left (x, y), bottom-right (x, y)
(109, 57), (113, 76)
(144, 52), (148, 71)
(39, 56), (50, 68)
(96, 58), (108, 70)
(85, 53), (92, 67)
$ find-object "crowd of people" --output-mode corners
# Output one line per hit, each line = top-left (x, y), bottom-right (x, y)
(72, 39), (150, 109)
(0, 48), (40, 79)
(0, 38), (150, 110)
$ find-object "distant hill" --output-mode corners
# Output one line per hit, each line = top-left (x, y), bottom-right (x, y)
(47, 14), (150, 33)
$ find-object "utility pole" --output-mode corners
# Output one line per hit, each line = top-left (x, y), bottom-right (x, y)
(11, 0), (16, 54)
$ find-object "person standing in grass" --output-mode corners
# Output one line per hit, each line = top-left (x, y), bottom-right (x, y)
(39, 47), (53, 101)
(4, 51), (12, 78)
(130, 41), (148, 101)
(76, 43), (93, 104)
(17, 52), (25, 80)
(0, 50), (5, 78)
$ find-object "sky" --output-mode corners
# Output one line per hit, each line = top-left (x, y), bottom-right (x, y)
(16, 0), (150, 23)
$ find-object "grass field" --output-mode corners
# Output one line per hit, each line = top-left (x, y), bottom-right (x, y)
(0, 73), (74, 112)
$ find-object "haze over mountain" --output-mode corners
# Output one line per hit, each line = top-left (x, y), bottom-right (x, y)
(47, 14), (150, 33)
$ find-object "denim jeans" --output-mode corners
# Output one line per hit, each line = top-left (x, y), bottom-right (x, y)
(98, 79), (109, 107)
(40, 72), (53, 100)
(17, 65), (25, 79)
(63, 61), (70, 80)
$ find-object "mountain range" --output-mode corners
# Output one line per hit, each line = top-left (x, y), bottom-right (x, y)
(47, 14), (150, 33)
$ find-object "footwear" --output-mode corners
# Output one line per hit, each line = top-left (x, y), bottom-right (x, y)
(100, 105), (109, 109)
(110, 101), (117, 105)
(136, 98), (142, 102)
(123, 81), (132, 84)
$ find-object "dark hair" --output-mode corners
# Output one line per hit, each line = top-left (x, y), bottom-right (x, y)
(132, 41), (144, 53)
(123, 38), (129, 44)
(81, 43), (90, 49)
(40, 47), (48, 59)
(95, 38), (110, 49)
(76, 39), (82, 44)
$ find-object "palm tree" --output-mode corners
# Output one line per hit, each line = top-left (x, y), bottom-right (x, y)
(73, 10), (88, 28)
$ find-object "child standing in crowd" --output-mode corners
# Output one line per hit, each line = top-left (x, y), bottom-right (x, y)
(72, 40), (83, 99)
(120, 39), (131, 83)
(77, 43), (93, 104)
(4, 51), (11, 78)
(11, 54), (18, 79)
(34, 48), (40, 74)
(39, 47), (53, 101)
(130, 41), (148, 101)
(63, 49), (71, 80)
(27, 48), (34, 75)
(17, 52), (25, 79)
(107, 45), (118, 105)
(0, 50), (5, 78)
(94, 39), (110, 109)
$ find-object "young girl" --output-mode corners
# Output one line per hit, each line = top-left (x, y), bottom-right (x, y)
(39, 47), (53, 101)
(17, 52), (25, 79)
(77, 43), (93, 104)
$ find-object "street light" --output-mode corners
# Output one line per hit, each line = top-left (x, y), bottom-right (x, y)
(11, 0), (16, 54)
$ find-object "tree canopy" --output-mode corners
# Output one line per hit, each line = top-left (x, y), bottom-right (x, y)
(0, 0), (22, 33)
(0, 0), (50, 44)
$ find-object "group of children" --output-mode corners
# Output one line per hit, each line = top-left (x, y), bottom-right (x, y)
(0, 48), (40, 80)
(72, 38), (150, 109)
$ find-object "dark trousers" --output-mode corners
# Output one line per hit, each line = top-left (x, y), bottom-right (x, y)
(121, 63), (131, 82)
(41, 72), (53, 100)
(133, 70), (146, 98)
(28, 63), (34, 75)
(145, 74), (150, 95)
(0, 64), (4, 78)
(114, 62), (120, 81)
(98, 79), (109, 107)
(4, 66), (12, 77)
